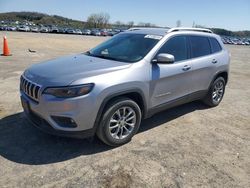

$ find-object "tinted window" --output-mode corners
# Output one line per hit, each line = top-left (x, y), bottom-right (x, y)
(190, 36), (211, 58)
(209, 37), (222, 53)
(157, 36), (188, 62)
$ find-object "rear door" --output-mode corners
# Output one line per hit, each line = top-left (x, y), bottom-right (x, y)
(150, 35), (193, 107)
(187, 35), (217, 92)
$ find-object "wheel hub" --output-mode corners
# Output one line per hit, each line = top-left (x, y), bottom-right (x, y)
(120, 118), (125, 126)
(108, 106), (136, 140)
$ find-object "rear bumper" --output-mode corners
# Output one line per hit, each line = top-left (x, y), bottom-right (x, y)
(24, 109), (95, 139)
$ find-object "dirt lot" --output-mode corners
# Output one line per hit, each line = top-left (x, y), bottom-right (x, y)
(0, 31), (249, 188)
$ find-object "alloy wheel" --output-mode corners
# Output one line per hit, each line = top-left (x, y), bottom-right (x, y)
(108, 106), (136, 140)
(212, 80), (224, 103)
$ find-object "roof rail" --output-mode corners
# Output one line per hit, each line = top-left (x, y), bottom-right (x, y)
(168, 27), (213, 34)
(128, 27), (170, 31)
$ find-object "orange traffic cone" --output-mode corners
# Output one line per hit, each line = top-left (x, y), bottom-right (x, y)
(2, 36), (11, 56)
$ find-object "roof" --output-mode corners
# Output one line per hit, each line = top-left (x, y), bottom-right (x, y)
(126, 27), (170, 36)
(168, 27), (213, 33)
(126, 27), (213, 36)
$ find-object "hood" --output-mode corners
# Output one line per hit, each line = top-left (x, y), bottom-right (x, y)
(25, 54), (131, 86)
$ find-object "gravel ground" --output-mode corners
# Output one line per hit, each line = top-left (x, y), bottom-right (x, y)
(0, 31), (249, 188)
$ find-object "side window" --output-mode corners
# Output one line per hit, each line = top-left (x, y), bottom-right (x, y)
(190, 36), (211, 58)
(157, 36), (188, 62)
(209, 37), (222, 53)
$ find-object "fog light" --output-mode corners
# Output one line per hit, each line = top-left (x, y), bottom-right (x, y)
(51, 116), (77, 128)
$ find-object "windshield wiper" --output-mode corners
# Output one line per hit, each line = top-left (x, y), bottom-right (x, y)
(85, 51), (127, 62)
(86, 53), (119, 61)
(93, 54), (120, 61)
(85, 51), (92, 56)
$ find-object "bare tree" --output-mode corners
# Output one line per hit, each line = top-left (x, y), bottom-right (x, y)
(86, 13), (110, 28)
(115, 21), (124, 28)
(138, 22), (146, 27)
(194, 24), (206, 28)
(96, 13), (110, 28)
(176, 20), (181, 27)
(138, 22), (156, 27)
(145, 22), (156, 27)
(127, 21), (134, 28)
(192, 21), (195, 28)
(86, 14), (98, 28)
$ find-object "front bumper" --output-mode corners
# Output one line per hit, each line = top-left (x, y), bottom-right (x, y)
(20, 90), (98, 138)
(24, 108), (95, 138)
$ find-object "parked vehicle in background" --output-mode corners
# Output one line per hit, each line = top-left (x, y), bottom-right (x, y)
(6, 26), (14, 31)
(66, 28), (76, 34)
(0, 26), (5, 30)
(18, 25), (30, 32)
(51, 26), (59, 33)
(82, 29), (91, 35)
(30, 27), (39, 32)
(58, 28), (66, 34)
(20, 27), (230, 146)
(221, 36), (250, 46)
(40, 26), (49, 33)
(91, 29), (101, 36)
(244, 41), (250, 45)
(114, 29), (122, 34)
(7, 26), (17, 31)
(100, 29), (108, 36)
(108, 29), (119, 36)
(75, 29), (82, 35)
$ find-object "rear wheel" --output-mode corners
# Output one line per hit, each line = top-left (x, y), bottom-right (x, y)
(97, 97), (142, 146)
(203, 77), (225, 107)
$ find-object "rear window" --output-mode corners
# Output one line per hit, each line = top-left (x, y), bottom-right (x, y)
(190, 36), (211, 58)
(209, 37), (222, 53)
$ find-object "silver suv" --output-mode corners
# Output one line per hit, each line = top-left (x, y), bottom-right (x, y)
(20, 27), (230, 146)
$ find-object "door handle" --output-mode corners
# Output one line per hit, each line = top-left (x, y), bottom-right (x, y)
(182, 65), (191, 71)
(212, 59), (218, 64)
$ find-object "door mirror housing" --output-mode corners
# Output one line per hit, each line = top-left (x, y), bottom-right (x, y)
(153, 53), (175, 64)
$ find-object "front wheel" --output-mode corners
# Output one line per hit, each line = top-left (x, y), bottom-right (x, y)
(203, 77), (226, 107)
(97, 98), (142, 146)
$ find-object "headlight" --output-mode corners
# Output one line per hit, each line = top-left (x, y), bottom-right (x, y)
(43, 83), (94, 98)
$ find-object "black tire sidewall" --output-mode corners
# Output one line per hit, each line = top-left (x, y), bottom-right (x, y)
(99, 99), (142, 146)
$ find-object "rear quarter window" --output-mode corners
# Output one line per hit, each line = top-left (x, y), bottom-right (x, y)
(209, 37), (222, 53)
(190, 36), (211, 58)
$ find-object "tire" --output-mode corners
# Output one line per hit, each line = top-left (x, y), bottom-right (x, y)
(203, 77), (226, 107)
(96, 97), (142, 146)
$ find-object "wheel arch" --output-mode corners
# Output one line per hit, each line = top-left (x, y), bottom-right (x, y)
(92, 89), (148, 132)
(214, 71), (228, 85)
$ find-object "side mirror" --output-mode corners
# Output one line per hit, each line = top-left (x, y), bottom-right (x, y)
(153, 53), (175, 64)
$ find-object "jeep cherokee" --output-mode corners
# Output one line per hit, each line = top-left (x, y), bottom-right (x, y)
(20, 27), (230, 146)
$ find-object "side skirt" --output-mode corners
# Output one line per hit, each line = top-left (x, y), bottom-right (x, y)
(145, 90), (208, 118)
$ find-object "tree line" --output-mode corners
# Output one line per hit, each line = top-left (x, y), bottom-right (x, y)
(1, 11), (249, 37)
(85, 13), (250, 37)
(84, 13), (158, 29)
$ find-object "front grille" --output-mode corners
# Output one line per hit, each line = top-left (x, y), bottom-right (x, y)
(20, 76), (41, 102)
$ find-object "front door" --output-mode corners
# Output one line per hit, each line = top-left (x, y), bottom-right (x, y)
(150, 35), (193, 108)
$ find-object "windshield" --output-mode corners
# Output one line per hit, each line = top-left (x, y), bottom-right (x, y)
(86, 33), (161, 63)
